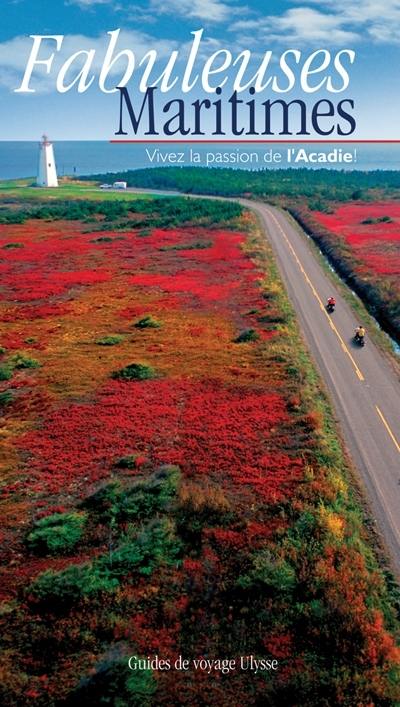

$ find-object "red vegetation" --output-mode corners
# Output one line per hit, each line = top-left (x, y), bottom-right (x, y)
(291, 201), (400, 340)
(19, 379), (300, 500)
(315, 203), (400, 277)
(0, 208), (398, 706)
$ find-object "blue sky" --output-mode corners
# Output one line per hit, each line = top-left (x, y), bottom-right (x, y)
(0, 0), (399, 139)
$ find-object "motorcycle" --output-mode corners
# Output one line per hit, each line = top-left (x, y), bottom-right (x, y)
(354, 333), (365, 347)
(326, 302), (336, 313)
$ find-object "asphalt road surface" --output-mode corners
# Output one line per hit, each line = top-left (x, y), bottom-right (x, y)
(245, 200), (400, 577)
(127, 188), (400, 576)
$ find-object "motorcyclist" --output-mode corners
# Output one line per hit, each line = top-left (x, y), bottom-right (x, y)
(355, 325), (366, 341)
(327, 297), (336, 307)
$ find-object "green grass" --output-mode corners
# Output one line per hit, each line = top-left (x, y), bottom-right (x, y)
(0, 180), (152, 202)
(96, 335), (125, 346)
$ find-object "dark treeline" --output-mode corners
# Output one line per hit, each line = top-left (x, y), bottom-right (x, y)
(81, 167), (400, 202)
(0, 196), (242, 228)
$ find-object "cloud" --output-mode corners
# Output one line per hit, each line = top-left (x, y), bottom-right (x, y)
(124, 5), (158, 24)
(230, 0), (400, 45)
(68, 0), (236, 22)
(67, 0), (114, 6)
(320, 0), (400, 41)
(231, 8), (358, 45)
(301, 0), (400, 23)
(149, 0), (233, 22)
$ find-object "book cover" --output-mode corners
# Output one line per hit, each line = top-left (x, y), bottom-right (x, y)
(0, 2), (399, 706)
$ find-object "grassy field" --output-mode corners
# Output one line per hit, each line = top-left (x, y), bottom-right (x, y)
(0, 179), (151, 202)
(0, 192), (399, 706)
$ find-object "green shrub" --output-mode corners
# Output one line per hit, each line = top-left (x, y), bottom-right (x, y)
(0, 390), (14, 406)
(29, 518), (181, 604)
(27, 512), (87, 554)
(0, 346), (6, 355)
(10, 353), (40, 369)
(125, 666), (157, 706)
(66, 659), (156, 707)
(160, 241), (212, 251)
(308, 200), (334, 213)
(107, 518), (181, 577)
(234, 329), (259, 343)
(96, 335), (125, 346)
(80, 482), (121, 518)
(29, 564), (118, 603)
(118, 465), (180, 520)
(133, 316), (162, 329)
(290, 512), (317, 540)
(286, 512), (321, 556)
(258, 313), (286, 325)
(115, 454), (138, 469)
(83, 466), (180, 523)
(237, 550), (296, 593)
(3, 242), (24, 249)
(111, 363), (156, 381)
(287, 364), (302, 380)
(361, 216), (392, 225)
(0, 365), (12, 381)
(143, 517), (182, 568)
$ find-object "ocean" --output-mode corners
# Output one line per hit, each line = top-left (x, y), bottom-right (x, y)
(0, 141), (399, 181)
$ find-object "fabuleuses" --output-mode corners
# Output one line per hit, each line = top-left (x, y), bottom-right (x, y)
(16, 28), (354, 95)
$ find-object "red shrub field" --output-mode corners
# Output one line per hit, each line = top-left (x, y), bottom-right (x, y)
(0, 197), (399, 706)
(315, 202), (400, 278)
(292, 201), (400, 341)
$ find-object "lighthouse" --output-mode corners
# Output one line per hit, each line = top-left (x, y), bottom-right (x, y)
(37, 135), (58, 187)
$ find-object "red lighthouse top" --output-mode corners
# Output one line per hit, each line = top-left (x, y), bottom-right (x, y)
(41, 134), (51, 146)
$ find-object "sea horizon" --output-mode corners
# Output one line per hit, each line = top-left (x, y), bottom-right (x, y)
(1, 140), (400, 181)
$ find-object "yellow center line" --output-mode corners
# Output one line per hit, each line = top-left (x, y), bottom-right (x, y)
(376, 406), (400, 454)
(266, 209), (365, 382)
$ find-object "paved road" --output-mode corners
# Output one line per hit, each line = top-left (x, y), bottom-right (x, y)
(127, 188), (400, 576)
(244, 201), (400, 577)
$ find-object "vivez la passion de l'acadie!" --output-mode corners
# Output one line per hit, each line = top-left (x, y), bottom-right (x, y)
(15, 29), (358, 137)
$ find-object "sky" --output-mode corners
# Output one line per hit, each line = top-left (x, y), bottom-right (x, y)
(0, 0), (399, 139)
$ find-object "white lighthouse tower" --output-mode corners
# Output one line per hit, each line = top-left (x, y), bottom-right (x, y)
(37, 135), (58, 187)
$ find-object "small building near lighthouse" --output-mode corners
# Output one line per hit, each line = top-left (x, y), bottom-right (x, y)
(37, 135), (58, 187)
